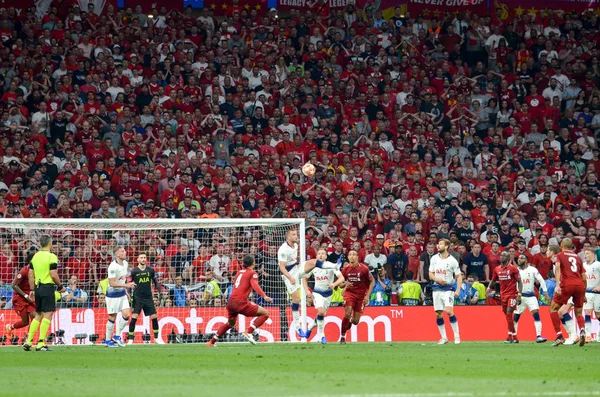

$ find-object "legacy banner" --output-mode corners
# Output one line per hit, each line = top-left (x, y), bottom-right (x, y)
(2, 307), (597, 345)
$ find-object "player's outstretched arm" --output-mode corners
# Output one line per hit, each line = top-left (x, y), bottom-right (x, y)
(329, 273), (345, 290)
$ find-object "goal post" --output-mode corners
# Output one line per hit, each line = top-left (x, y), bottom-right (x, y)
(0, 218), (306, 345)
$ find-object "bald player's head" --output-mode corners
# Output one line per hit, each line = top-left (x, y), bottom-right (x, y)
(500, 251), (510, 265)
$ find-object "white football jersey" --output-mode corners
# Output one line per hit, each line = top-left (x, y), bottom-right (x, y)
(429, 253), (460, 290)
(585, 261), (600, 290)
(519, 265), (546, 295)
(311, 268), (341, 293)
(107, 259), (129, 297)
(278, 242), (298, 267)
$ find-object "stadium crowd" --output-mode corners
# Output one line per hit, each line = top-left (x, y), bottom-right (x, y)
(0, 2), (600, 310)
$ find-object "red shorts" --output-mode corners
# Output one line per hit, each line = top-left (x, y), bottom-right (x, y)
(552, 284), (585, 307)
(501, 295), (518, 313)
(343, 293), (366, 314)
(13, 297), (36, 318)
(226, 300), (259, 322)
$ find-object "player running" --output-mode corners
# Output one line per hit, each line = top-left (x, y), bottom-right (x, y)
(207, 255), (274, 346)
(128, 253), (165, 345)
(6, 250), (37, 341)
(487, 252), (523, 343)
(514, 254), (549, 343)
(278, 229), (340, 336)
(583, 248), (600, 343)
(299, 249), (345, 344)
(547, 239), (587, 347)
(105, 247), (135, 348)
(339, 249), (374, 345)
(429, 239), (462, 345)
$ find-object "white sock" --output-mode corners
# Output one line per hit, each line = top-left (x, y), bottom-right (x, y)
(450, 318), (460, 338)
(319, 261), (338, 270)
(585, 318), (591, 334)
(309, 321), (317, 331)
(565, 318), (576, 339)
(534, 321), (542, 337)
(292, 311), (300, 328)
(106, 319), (115, 341)
(437, 320), (447, 339)
(116, 316), (128, 336)
(317, 317), (324, 334)
(514, 321), (519, 336)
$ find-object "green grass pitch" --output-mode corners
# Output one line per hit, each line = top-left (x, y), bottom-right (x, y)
(1, 342), (599, 397)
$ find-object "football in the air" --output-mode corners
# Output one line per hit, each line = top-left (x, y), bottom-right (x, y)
(302, 163), (316, 177)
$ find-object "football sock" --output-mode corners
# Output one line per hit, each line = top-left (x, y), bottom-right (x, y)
(128, 317), (138, 337)
(152, 318), (159, 339)
(37, 318), (51, 348)
(106, 318), (115, 341)
(505, 313), (515, 334)
(211, 322), (232, 344)
(585, 315), (592, 334)
(319, 261), (338, 270)
(549, 311), (562, 335)
(436, 317), (446, 339)
(576, 315), (585, 331)
(12, 319), (26, 329)
(248, 315), (268, 333)
(27, 319), (40, 344)
(291, 303), (300, 328)
(116, 316), (129, 336)
(562, 313), (575, 338)
(309, 320), (317, 331)
(513, 313), (521, 335)
(449, 315), (459, 338)
(533, 312), (542, 336)
(341, 317), (350, 336)
(316, 315), (324, 334)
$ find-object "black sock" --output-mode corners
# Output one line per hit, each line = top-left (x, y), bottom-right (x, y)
(152, 318), (159, 338)
(128, 317), (137, 337)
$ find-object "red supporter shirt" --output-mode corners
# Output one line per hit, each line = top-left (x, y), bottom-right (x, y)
(555, 250), (585, 288)
(342, 263), (372, 298)
(531, 253), (553, 279)
(491, 264), (520, 298)
(229, 268), (266, 301)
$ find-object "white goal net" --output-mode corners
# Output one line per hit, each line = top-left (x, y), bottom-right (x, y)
(0, 218), (306, 345)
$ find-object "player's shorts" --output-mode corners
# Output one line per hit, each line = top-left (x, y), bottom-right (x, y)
(552, 284), (585, 308)
(13, 297), (36, 317)
(227, 299), (259, 322)
(584, 292), (600, 312)
(106, 295), (130, 314)
(433, 290), (454, 311)
(282, 265), (308, 295)
(343, 293), (365, 314)
(312, 292), (332, 312)
(132, 297), (156, 316)
(501, 295), (519, 313)
(34, 284), (56, 313)
(516, 296), (539, 315)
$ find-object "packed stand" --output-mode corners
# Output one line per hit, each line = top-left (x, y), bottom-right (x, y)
(0, 3), (599, 309)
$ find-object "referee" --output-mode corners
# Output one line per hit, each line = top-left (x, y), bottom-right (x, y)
(24, 235), (65, 351)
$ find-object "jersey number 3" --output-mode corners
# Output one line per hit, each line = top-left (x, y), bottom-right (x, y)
(568, 257), (578, 273)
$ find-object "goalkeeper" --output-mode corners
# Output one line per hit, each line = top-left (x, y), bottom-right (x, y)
(128, 253), (165, 344)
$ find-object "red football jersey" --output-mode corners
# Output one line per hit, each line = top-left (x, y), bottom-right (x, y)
(229, 268), (266, 301)
(555, 250), (585, 287)
(491, 264), (521, 297)
(12, 265), (32, 301)
(342, 263), (373, 297)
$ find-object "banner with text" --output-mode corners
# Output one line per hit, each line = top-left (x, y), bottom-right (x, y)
(3, 306), (597, 345)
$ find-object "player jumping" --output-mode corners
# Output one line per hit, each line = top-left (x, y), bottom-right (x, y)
(207, 255), (273, 346)
(299, 249), (345, 344)
(429, 239), (462, 345)
(339, 249), (374, 345)
(514, 254), (549, 343)
(105, 247), (135, 347)
(278, 229), (340, 336)
(583, 248), (600, 343)
(547, 240), (587, 347)
(6, 250), (37, 341)
(487, 252), (523, 343)
(128, 253), (165, 344)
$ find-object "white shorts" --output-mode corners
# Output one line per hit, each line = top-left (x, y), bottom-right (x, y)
(516, 296), (539, 315)
(313, 291), (332, 312)
(282, 265), (308, 295)
(584, 293), (600, 312)
(433, 290), (454, 311)
(106, 296), (130, 314)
